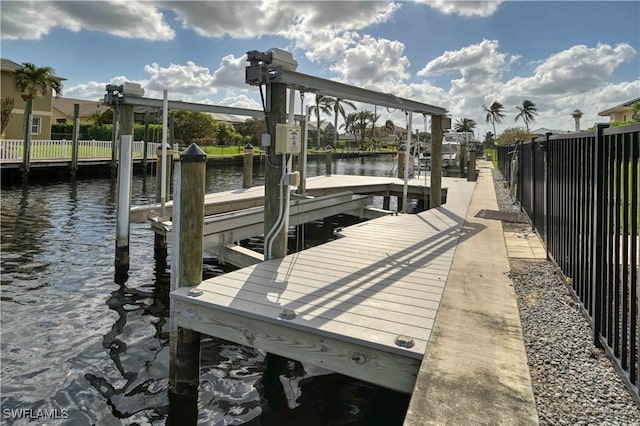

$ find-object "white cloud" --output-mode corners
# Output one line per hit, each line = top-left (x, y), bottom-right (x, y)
(65, 76), (132, 101)
(500, 43), (637, 103)
(218, 95), (262, 110)
(165, 1), (400, 39)
(143, 62), (218, 100)
(211, 55), (248, 89)
(330, 35), (410, 89)
(415, 0), (503, 17)
(0, 1), (174, 40)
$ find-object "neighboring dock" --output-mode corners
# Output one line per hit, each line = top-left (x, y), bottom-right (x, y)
(131, 174), (446, 223)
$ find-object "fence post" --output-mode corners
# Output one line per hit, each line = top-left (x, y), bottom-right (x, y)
(71, 104), (80, 175)
(530, 137), (536, 230)
(592, 123), (609, 348)
(544, 133), (551, 259)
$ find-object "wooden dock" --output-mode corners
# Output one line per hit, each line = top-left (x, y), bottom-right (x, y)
(170, 176), (475, 393)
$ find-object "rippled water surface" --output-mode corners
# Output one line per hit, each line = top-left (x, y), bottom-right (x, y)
(1, 155), (412, 425)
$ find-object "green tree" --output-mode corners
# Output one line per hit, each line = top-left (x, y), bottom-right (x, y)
(169, 110), (217, 145)
(14, 62), (63, 170)
(331, 98), (356, 147)
(237, 116), (266, 146)
(453, 118), (477, 133)
(215, 121), (242, 145)
(514, 99), (538, 132)
(483, 131), (495, 148)
(1, 96), (15, 136)
(483, 101), (505, 142)
(495, 126), (530, 145)
(351, 110), (375, 150)
(309, 95), (334, 147)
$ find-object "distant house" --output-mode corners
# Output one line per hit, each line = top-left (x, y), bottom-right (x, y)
(530, 127), (569, 136)
(1, 57), (65, 140)
(51, 97), (109, 124)
(308, 122), (336, 145)
(598, 97), (640, 122)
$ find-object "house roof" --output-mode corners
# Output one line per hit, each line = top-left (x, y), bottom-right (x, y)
(530, 127), (569, 135)
(52, 97), (108, 118)
(598, 97), (640, 116)
(308, 122), (335, 131)
(1, 57), (22, 72)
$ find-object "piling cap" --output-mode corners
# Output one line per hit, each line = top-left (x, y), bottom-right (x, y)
(180, 143), (207, 162)
(244, 143), (254, 150)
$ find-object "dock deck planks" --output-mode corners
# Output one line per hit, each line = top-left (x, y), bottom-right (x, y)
(171, 176), (475, 393)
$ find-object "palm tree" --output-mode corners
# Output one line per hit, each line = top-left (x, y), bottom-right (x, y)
(1, 97), (15, 136)
(309, 94), (334, 148)
(331, 98), (356, 147)
(14, 62), (63, 172)
(515, 99), (538, 132)
(353, 110), (375, 150)
(453, 118), (477, 133)
(483, 101), (505, 141)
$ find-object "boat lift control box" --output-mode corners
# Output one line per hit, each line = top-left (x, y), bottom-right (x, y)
(275, 124), (301, 154)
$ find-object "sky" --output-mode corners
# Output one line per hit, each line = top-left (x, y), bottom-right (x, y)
(1, 0), (639, 138)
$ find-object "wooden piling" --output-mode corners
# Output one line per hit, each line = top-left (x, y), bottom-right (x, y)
(143, 112), (150, 172)
(325, 146), (333, 176)
(397, 149), (406, 179)
(114, 105), (134, 270)
(154, 142), (173, 258)
(21, 98), (33, 177)
(430, 115), (443, 208)
(71, 103), (80, 175)
(110, 108), (118, 172)
(168, 143), (207, 425)
(383, 196), (390, 210)
(243, 143), (253, 188)
(264, 83), (288, 259)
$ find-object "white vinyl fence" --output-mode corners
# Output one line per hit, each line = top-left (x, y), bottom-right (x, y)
(0, 140), (164, 162)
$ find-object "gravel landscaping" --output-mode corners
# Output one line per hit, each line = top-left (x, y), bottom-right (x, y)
(492, 168), (640, 425)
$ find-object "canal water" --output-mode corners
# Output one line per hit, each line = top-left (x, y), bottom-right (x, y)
(1, 155), (415, 425)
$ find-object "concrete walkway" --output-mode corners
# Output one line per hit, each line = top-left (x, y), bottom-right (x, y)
(404, 160), (539, 425)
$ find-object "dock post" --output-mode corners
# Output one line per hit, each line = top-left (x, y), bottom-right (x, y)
(397, 149), (406, 179)
(142, 112), (150, 173)
(431, 115), (443, 208)
(154, 142), (173, 258)
(70, 103), (80, 176)
(325, 145), (333, 176)
(110, 108), (118, 173)
(243, 143), (253, 188)
(168, 143), (207, 425)
(115, 105), (134, 270)
(264, 82), (288, 259)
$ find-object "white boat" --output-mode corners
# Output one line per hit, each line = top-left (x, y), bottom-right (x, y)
(420, 131), (478, 170)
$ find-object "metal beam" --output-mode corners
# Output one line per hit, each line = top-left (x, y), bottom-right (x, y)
(271, 68), (447, 116)
(113, 95), (265, 117)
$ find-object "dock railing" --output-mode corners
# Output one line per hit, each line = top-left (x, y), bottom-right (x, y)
(0, 139), (162, 162)
(497, 123), (639, 401)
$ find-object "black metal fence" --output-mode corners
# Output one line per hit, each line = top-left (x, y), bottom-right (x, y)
(497, 123), (639, 401)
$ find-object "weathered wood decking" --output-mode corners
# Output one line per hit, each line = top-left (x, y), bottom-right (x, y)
(170, 177), (475, 393)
